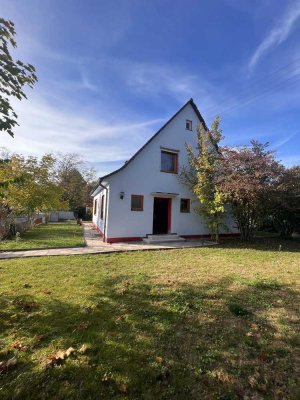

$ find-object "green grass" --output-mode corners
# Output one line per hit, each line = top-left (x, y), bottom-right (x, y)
(0, 238), (299, 399)
(0, 222), (85, 250)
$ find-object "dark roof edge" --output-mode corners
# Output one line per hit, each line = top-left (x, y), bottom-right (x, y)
(95, 98), (208, 188)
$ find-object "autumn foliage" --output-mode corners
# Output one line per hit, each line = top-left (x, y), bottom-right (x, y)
(183, 120), (300, 241)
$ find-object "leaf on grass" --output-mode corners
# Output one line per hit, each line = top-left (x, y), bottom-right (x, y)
(118, 382), (129, 393)
(65, 347), (76, 357)
(11, 341), (28, 351)
(79, 344), (89, 354)
(0, 357), (17, 372)
(43, 347), (76, 369)
(42, 288), (51, 295)
(101, 373), (110, 385)
(55, 351), (66, 361)
(42, 358), (56, 370)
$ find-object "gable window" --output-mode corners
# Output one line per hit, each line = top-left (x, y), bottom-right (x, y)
(131, 194), (144, 211)
(180, 198), (190, 213)
(100, 195), (105, 219)
(161, 150), (178, 174)
(186, 119), (192, 131)
(93, 199), (98, 215)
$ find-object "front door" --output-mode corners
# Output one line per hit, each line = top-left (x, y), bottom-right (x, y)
(153, 198), (171, 234)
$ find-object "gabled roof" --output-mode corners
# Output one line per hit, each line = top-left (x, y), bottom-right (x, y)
(94, 98), (207, 189)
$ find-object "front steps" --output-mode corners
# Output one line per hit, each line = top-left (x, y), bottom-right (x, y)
(142, 234), (186, 244)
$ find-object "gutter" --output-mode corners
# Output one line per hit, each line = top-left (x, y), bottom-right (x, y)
(99, 180), (108, 242)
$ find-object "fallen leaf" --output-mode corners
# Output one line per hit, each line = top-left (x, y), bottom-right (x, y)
(11, 341), (28, 351)
(42, 289), (51, 295)
(65, 347), (75, 357)
(43, 346), (76, 369)
(55, 351), (66, 361)
(101, 373), (110, 385)
(42, 358), (56, 370)
(0, 357), (17, 372)
(118, 382), (129, 393)
(79, 344), (89, 354)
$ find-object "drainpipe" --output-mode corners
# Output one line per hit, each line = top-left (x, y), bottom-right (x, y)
(99, 180), (108, 242)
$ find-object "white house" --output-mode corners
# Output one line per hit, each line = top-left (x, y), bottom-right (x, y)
(92, 99), (238, 243)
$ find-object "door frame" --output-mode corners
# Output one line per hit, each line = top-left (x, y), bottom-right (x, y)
(153, 197), (172, 234)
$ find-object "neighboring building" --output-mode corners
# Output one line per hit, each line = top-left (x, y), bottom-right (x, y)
(92, 99), (238, 243)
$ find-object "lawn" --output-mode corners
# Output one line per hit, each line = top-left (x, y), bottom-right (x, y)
(0, 222), (85, 251)
(0, 238), (299, 399)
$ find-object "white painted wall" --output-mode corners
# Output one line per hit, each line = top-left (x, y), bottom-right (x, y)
(95, 103), (238, 240)
(92, 188), (109, 235)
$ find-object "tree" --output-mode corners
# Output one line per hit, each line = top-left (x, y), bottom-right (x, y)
(181, 117), (226, 241)
(217, 141), (284, 241)
(55, 153), (96, 212)
(269, 166), (300, 238)
(1, 152), (67, 230)
(60, 168), (86, 210)
(0, 17), (37, 137)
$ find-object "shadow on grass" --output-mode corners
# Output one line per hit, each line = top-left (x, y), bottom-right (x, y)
(0, 275), (299, 399)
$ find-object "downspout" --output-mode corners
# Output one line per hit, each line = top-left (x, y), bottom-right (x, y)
(99, 180), (108, 242)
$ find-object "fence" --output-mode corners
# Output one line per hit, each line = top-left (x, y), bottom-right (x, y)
(13, 213), (45, 235)
(49, 211), (75, 222)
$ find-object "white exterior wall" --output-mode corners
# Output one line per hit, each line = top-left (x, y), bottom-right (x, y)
(92, 186), (110, 236)
(97, 103), (237, 240)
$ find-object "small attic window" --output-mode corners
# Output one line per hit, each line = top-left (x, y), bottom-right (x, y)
(186, 120), (192, 131)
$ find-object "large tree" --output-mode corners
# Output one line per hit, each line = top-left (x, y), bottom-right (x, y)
(217, 141), (284, 241)
(181, 117), (226, 241)
(269, 166), (300, 238)
(0, 151), (67, 229)
(0, 17), (37, 137)
(55, 153), (96, 212)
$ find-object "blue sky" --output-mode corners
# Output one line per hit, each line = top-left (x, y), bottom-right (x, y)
(1, 0), (300, 175)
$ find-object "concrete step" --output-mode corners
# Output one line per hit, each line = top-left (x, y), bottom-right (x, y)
(143, 234), (186, 243)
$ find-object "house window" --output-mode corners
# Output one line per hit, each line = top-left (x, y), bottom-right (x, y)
(131, 195), (144, 211)
(186, 120), (192, 131)
(180, 198), (190, 213)
(93, 199), (98, 215)
(161, 150), (178, 174)
(100, 195), (105, 219)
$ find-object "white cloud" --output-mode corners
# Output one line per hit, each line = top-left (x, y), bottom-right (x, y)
(249, 2), (300, 71)
(273, 133), (297, 149)
(0, 95), (165, 176)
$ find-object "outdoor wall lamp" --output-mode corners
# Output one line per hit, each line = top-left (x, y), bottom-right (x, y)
(120, 192), (125, 199)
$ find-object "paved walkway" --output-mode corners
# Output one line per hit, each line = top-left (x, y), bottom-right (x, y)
(0, 223), (216, 259)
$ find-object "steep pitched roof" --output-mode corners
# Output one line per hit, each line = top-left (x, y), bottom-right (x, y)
(94, 98), (207, 188)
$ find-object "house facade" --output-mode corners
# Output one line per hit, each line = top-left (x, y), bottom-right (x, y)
(92, 99), (238, 243)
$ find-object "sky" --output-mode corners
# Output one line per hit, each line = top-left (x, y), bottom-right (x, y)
(1, 0), (300, 176)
